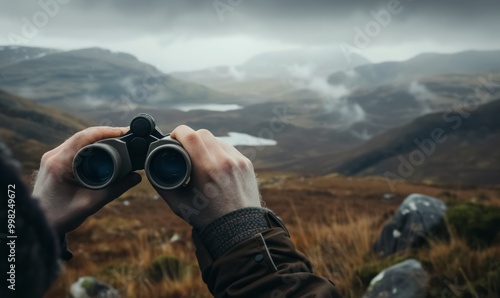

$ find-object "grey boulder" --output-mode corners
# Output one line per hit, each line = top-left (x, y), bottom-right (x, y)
(69, 276), (119, 298)
(363, 259), (428, 298)
(373, 193), (447, 256)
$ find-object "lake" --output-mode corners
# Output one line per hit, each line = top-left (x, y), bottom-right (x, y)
(218, 132), (277, 146)
(170, 103), (243, 112)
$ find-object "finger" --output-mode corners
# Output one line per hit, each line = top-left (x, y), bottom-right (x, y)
(171, 125), (210, 162)
(63, 126), (129, 153)
(217, 138), (246, 159)
(53, 126), (129, 166)
(196, 129), (223, 158)
(93, 172), (142, 210)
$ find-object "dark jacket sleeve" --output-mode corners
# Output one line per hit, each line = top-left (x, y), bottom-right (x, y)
(192, 208), (342, 298)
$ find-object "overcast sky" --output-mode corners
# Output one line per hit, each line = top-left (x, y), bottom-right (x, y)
(1, 0), (499, 72)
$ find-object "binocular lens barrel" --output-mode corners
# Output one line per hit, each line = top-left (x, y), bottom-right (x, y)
(146, 145), (191, 190)
(74, 144), (120, 189)
(74, 142), (191, 190)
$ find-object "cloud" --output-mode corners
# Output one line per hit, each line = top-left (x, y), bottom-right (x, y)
(408, 81), (435, 115)
(227, 66), (246, 81)
(2, 0), (500, 46)
(286, 66), (366, 129)
(1, 0), (499, 70)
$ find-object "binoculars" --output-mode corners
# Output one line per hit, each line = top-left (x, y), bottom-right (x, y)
(73, 114), (191, 190)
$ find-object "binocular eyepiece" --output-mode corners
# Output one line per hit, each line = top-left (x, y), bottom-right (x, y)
(73, 114), (191, 190)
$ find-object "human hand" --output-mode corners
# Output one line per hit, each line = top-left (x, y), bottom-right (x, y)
(32, 127), (142, 235)
(155, 125), (262, 230)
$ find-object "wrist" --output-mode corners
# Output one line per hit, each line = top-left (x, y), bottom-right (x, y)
(193, 207), (285, 260)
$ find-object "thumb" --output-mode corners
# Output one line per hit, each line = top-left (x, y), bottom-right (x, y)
(95, 172), (142, 207)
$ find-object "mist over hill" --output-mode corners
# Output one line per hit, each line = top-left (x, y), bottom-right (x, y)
(171, 47), (370, 99)
(2, 45), (500, 186)
(328, 50), (500, 88)
(298, 98), (500, 187)
(0, 46), (237, 114)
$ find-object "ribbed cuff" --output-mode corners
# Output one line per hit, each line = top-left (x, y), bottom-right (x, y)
(197, 208), (271, 260)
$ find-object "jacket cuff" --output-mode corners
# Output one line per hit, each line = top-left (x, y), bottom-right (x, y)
(195, 208), (271, 260)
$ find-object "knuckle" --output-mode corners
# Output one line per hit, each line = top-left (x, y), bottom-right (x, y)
(238, 157), (253, 170)
(197, 129), (214, 140)
(173, 124), (190, 135)
(45, 159), (59, 174)
(176, 124), (190, 131)
(40, 152), (52, 166)
(72, 128), (92, 143)
(219, 157), (237, 173)
(184, 131), (202, 144)
(197, 128), (212, 136)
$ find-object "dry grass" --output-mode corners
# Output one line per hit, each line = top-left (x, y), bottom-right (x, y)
(44, 174), (500, 298)
(46, 208), (500, 297)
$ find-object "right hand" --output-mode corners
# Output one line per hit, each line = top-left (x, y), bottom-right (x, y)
(155, 125), (262, 230)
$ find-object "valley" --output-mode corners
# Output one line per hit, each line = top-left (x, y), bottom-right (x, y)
(1, 45), (499, 297)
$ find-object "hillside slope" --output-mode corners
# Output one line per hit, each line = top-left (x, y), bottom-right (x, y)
(305, 99), (500, 186)
(0, 89), (87, 170)
(0, 47), (236, 113)
(0, 45), (60, 67)
(328, 50), (500, 88)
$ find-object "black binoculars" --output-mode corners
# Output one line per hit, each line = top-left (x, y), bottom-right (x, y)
(72, 114), (191, 190)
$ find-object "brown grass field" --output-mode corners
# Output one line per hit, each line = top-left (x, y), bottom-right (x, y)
(42, 171), (500, 298)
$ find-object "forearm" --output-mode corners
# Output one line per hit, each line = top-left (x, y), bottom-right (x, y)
(192, 208), (342, 298)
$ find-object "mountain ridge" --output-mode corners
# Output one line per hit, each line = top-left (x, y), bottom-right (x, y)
(298, 98), (500, 186)
(328, 49), (500, 88)
(0, 46), (238, 114)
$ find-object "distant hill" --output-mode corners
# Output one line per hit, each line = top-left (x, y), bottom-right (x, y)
(0, 45), (60, 68)
(171, 48), (370, 99)
(0, 46), (236, 114)
(328, 50), (500, 88)
(300, 98), (500, 187)
(240, 47), (369, 78)
(0, 89), (87, 170)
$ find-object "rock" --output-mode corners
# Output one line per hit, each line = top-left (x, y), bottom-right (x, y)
(383, 193), (395, 200)
(373, 194), (447, 256)
(363, 259), (428, 298)
(169, 233), (181, 243)
(70, 277), (119, 298)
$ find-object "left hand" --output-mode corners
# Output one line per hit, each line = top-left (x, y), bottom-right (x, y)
(32, 126), (142, 235)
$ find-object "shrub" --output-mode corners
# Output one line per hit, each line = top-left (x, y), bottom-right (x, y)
(145, 255), (193, 283)
(355, 255), (411, 288)
(447, 203), (500, 248)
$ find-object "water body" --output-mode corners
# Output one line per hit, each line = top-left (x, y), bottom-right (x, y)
(218, 132), (277, 146)
(170, 103), (243, 112)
